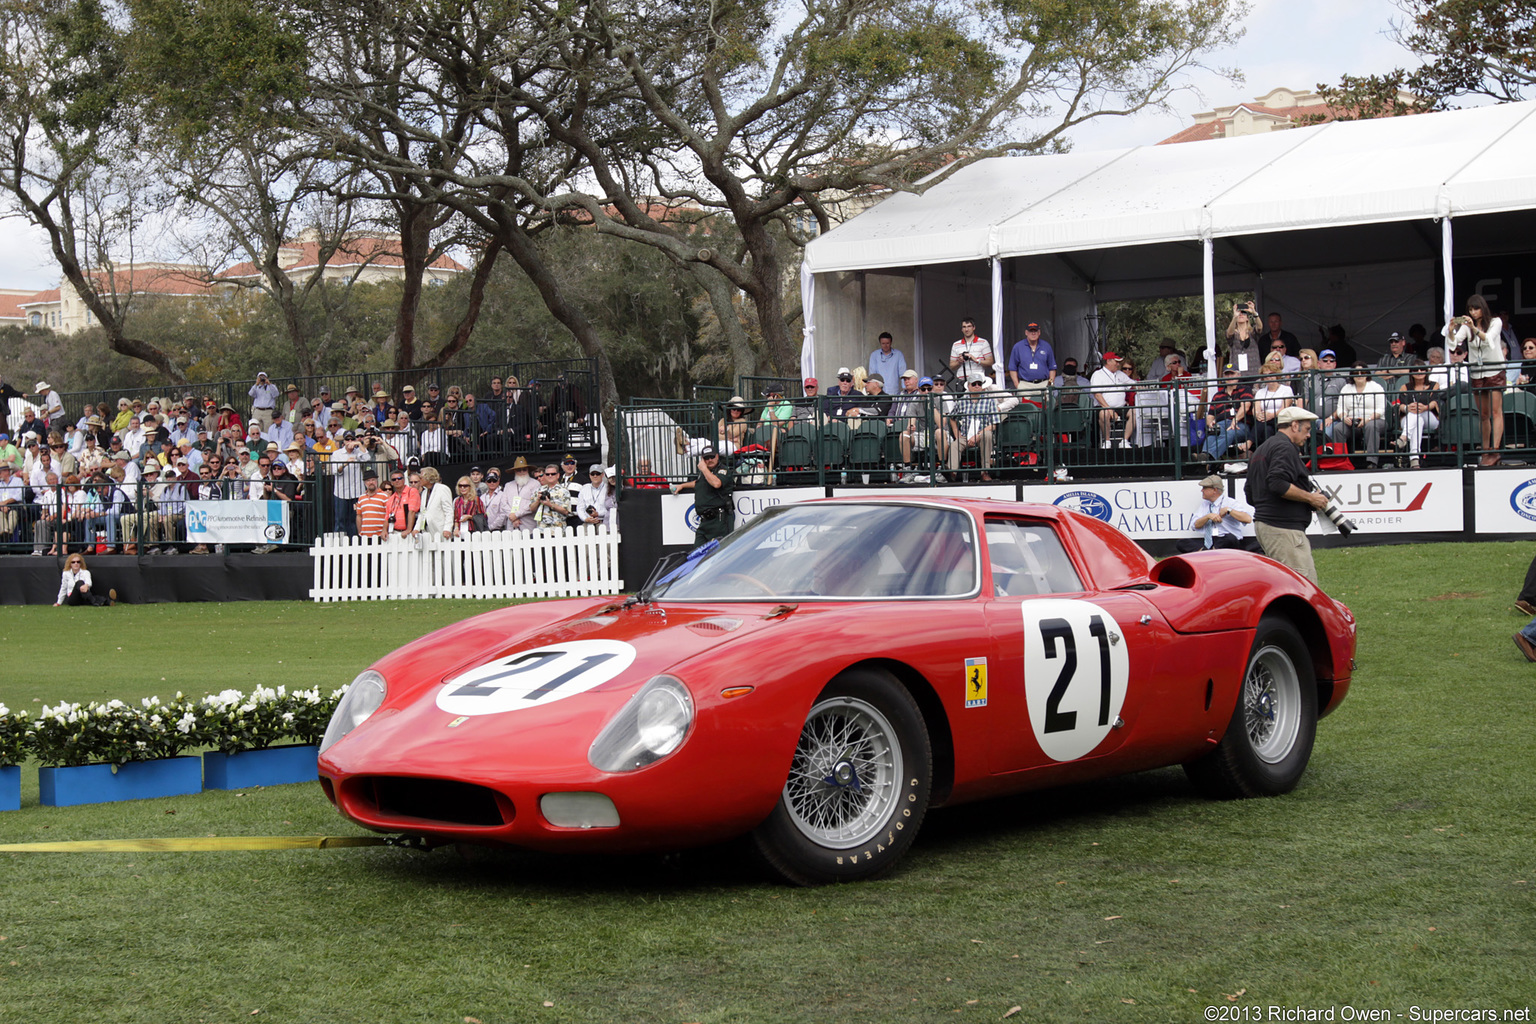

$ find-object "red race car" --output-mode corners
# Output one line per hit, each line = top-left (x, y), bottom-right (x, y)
(318, 497), (1354, 885)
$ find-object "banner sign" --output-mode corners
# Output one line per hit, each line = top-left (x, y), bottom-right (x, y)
(661, 487), (825, 545)
(1239, 469), (1462, 535)
(186, 500), (291, 545)
(1473, 469), (1536, 533)
(1019, 481), (1209, 540)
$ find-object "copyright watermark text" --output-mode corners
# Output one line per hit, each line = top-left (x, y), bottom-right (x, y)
(1203, 1007), (1532, 1022)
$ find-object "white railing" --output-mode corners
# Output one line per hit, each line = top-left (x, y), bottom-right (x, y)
(309, 527), (623, 602)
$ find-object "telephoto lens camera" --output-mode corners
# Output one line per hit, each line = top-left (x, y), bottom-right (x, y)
(1307, 477), (1357, 536)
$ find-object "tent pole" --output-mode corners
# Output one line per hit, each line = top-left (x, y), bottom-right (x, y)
(800, 262), (816, 382)
(913, 267), (924, 372)
(991, 257), (1004, 374)
(1441, 216), (1455, 325)
(1202, 236), (1217, 373)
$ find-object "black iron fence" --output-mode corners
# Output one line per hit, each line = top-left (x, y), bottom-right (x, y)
(616, 368), (1520, 487)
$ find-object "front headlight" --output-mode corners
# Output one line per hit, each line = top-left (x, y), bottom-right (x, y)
(319, 670), (387, 754)
(588, 675), (694, 772)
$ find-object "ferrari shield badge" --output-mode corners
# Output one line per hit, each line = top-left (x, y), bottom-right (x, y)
(964, 657), (988, 708)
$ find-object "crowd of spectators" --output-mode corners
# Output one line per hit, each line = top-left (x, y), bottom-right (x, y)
(0, 370), (615, 555)
(653, 302), (1536, 485)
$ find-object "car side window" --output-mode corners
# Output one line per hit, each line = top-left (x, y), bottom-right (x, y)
(984, 519), (1083, 596)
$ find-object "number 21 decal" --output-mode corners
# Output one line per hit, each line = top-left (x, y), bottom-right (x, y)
(436, 640), (637, 717)
(1022, 601), (1130, 762)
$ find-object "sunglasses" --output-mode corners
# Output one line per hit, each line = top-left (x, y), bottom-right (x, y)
(457, 484), (471, 489)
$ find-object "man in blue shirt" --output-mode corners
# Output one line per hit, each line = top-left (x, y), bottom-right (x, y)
(867, 332), (907, 388)
(1006, 322), (1055, 395)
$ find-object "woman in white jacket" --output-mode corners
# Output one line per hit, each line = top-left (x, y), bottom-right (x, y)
(414, 465), (454, 540)
(55, 553), (115, 606)
(1445, 294), (1506, 465)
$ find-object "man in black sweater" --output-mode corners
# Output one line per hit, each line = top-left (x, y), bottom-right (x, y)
(1247, 406), (1330, 587)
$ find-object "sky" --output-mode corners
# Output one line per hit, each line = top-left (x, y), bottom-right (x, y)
(0, 0), (1414, 293)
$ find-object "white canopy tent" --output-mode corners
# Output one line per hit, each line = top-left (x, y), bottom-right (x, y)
(801, 100), (1536, 380)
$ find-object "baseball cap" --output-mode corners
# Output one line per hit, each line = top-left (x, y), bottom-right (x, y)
(803, 377), (818, 387)
(901, 369), (919, 379)
(562, 454), (576, 464)
(342, 430), (357, 440)
(1103, 352), (1121, 362)
(1199, 475), (1223, 489)
(1319, 349), (1337, 360)
(1025, 322), (1040, 330)
(1387, 331), (1403, 341)
(866, 373), (884, 384)
(402, 385), (415, 393)
(917, 376), (934, 387)
(699, 445), (719, 458)
(589, 463), (605, 474)
(836, 367), (852, 379)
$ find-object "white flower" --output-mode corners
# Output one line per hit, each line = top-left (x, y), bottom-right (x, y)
(281, 712), (294, 723)
(150, 715), (163, 726)
(106, 699), (125, 710)
(175, 712), (196, 734)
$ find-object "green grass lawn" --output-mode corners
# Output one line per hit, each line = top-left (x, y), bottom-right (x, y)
(2, 547), (1534, 1024)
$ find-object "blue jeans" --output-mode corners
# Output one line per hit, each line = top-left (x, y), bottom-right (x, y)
(1520, 617), (1536, 644)
(1204, 420), (1248, 460)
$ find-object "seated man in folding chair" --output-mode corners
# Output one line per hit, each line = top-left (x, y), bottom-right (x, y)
(946, 376), (1002, 482)
(892, 375), (947, 482)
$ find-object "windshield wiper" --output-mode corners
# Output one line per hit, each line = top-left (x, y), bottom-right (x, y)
(625, 541), (719, 607)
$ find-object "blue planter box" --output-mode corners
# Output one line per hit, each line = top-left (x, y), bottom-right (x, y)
(203, 744), (319, 790)
(1, 765), (18, 811)
(39, 756), (203, 807)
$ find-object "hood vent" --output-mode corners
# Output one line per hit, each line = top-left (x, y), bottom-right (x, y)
(688, 617), (743, 635)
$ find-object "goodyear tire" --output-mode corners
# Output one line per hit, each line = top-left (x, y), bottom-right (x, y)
(750, 669), (931, 885)
(1185, 616), (1318, 799)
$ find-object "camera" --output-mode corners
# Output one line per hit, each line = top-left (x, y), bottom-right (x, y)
(586, 505), (597, 516)
(1307, 477), (1357, 536)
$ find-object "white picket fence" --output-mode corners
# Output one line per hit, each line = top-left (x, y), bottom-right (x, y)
(309, 527), (623, 602)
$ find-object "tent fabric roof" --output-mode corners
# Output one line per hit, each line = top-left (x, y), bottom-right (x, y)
(804, 100), (1536, 275)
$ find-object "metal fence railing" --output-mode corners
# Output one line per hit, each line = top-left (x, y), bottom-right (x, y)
(616, 366), (1521, 487)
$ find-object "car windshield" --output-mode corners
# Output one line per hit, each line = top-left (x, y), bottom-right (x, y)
(652, 503), (977, 601)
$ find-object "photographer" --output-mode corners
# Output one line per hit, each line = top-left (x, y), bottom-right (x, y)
(673, 445), (736, 547)
(1247, 406), (1330, 587)
(1226, 301), (1262, 374)
(531, 462), (575, 532)
(575, 464), (615, 529)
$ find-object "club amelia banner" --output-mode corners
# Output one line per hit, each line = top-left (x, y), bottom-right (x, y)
(658, 469), (1465, 546)
(1472, 469), (1536, 533)
(185, 500), (291, 545)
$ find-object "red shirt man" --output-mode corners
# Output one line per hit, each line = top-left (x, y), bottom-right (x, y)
(355, 469), (389, 538)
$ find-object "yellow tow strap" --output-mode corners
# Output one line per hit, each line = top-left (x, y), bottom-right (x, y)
(0, 835), (395, 853)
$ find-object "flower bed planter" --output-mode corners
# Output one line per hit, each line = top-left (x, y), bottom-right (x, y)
(203, 744), (319, 790)
(39, 756), (203, 807)
(1, 765), (19, 811)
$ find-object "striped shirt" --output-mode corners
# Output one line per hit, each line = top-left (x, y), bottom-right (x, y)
(355, 492), (389, 538)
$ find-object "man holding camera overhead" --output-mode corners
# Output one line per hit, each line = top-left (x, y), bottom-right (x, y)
(1246, 406), (1330, 587)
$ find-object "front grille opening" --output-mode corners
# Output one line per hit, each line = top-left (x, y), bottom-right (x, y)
(362, 777), (508, 827)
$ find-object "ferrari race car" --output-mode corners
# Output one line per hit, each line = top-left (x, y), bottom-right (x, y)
(318, 497), (1355, 885)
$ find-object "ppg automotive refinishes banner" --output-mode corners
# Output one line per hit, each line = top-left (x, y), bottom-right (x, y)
(185, 500), (291, 545)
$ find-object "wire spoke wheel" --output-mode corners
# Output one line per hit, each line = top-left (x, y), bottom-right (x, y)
(1243, 644), (1302, 764)
(750, 669), (931, 885)
(783, 697), (903, 849)
(1184, 616), (1318, 799)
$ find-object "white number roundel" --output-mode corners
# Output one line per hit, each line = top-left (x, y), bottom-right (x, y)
(1022, 600), (1130, 762)
(436, 639), (637, 716)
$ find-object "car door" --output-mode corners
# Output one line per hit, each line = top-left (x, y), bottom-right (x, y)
(979, 516), (1177, 777)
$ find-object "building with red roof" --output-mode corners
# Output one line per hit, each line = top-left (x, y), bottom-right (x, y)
(1157, 86), (1415, 145)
